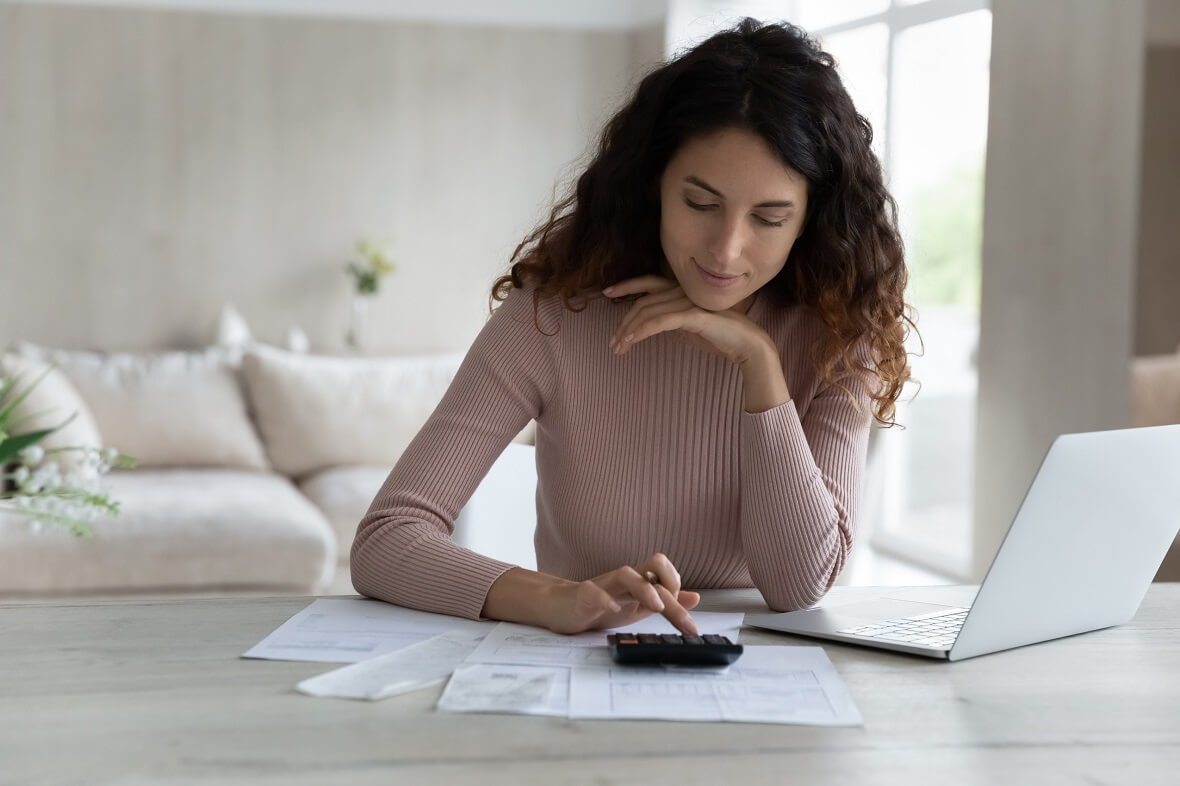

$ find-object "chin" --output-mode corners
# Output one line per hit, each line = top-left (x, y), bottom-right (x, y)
(684, 287), (746, 312)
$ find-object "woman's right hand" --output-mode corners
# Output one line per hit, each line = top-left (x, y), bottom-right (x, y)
(541, 553), (700, 635)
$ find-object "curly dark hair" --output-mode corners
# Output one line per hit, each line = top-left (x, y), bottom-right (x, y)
(491, 18), (914, 426)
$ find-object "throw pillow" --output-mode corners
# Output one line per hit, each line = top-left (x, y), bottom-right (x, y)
(13, 343), (270, 471)
(0, 353), (104, 477)
(241, 345), (464, 477)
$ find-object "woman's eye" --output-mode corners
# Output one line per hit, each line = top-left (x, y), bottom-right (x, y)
(684, 198), (717, 211)
(755, 215), (787, 228)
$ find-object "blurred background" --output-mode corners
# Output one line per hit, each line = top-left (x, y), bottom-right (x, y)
(2, 0), (1177, 588)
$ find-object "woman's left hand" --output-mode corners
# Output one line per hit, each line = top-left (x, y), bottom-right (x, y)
(603, 275), (772, 365)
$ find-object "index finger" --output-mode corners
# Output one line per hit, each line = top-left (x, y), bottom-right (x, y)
(603, 276), (678, 299)
(654, 583), (698, 636)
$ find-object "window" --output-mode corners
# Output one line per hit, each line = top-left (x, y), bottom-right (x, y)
(795, 0), (992, 579)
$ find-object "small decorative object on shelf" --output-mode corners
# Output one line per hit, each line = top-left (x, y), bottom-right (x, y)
(345, 239), (397, 350)
(0, 368), (136, 537)
(285, 325), (310, 354)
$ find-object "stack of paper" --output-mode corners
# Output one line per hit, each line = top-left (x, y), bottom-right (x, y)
(245, 598), (862, 726)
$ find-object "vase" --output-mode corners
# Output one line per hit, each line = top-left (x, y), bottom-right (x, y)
(345, 295), (370, 350)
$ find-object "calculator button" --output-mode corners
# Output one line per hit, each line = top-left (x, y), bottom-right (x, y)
(607, 631), (743, 666)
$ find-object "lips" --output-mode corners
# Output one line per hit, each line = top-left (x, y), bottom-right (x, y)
(693, 259), (743, 288)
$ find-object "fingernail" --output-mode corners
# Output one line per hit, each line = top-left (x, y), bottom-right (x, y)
(602, 286), (615, 295)
(608, 600), (622, 613)
(623, 333), (633, 343)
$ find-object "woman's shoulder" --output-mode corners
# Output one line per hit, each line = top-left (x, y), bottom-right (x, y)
(493, 284), (563, 330)
(494, 284), (612, 330)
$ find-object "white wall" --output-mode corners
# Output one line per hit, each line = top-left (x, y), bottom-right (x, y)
(0, 4), (662, 354)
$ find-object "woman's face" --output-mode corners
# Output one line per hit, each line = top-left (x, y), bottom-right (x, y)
(659, 127), (808, 313)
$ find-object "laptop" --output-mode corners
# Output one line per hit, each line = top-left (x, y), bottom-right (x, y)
(745, 424), (1180, 661)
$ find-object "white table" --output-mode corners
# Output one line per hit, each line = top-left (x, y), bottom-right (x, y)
(2, 585), (1177, 785)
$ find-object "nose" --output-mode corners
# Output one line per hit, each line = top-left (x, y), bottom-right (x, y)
(706, 213), (745, 269)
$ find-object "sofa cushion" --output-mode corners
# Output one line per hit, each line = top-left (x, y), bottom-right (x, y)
(299, 443), (539, 571)
(0, 353), (103, 477)
(1130, 352), (1180, 427)
(241, 345), (463, 478)
(298, 466), (391, 564)
(13, 343), (269, 471)
(0, 469), (335, 594)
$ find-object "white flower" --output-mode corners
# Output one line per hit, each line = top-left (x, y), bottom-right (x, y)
(40, 462), (62, 488)
(20, 445), (45, 466)
(12, 466), (30, 486)
(66, 472), (100, 494)
(103, 447), (119, 463)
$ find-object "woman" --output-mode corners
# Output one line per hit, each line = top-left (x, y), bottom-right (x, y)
(351, 19), (912, 636)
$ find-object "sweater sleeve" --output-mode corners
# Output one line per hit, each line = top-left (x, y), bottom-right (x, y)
(349, 287), (560, 619)
(739, 365), (873, 612)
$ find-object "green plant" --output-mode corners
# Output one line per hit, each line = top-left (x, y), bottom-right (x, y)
(346, 240), (397, 295)
(0, 367), (136, 537)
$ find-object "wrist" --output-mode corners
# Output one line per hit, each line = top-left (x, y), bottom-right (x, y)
(739, 339), (791, 413)
(482, 566), (575, 629)
(736, 333), (779, 371)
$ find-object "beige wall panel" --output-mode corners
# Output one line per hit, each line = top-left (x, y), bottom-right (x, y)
(0, 4), (646, 354)
(973, 0), (1145, 578)
(1135, 46), (1180, 356)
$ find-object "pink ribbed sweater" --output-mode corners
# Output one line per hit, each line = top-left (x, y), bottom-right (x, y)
(351, 286), (873, 618)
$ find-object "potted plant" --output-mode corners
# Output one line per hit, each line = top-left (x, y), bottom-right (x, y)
(345, 240), (397, 350)
(0, 367), (135, 536)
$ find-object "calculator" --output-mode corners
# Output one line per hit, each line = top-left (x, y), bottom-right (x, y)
(606, 632), (743, 666)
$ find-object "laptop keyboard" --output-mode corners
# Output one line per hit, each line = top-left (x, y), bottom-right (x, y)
(837, 607), (970, 649)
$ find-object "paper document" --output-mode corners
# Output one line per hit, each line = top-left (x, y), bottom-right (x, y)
(438, 663), (570, 717)
(568, 646), (862, 726)
(296, 631), (486, 700)
(465, 612), (745, 668)
(243, 598), (493, 663)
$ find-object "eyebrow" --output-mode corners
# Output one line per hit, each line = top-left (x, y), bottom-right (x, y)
(684, 175), (796, 209)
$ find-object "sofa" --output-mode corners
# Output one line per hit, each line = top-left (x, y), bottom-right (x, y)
(0, 343), (538, 597)
(4, 338), (1174, 597)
